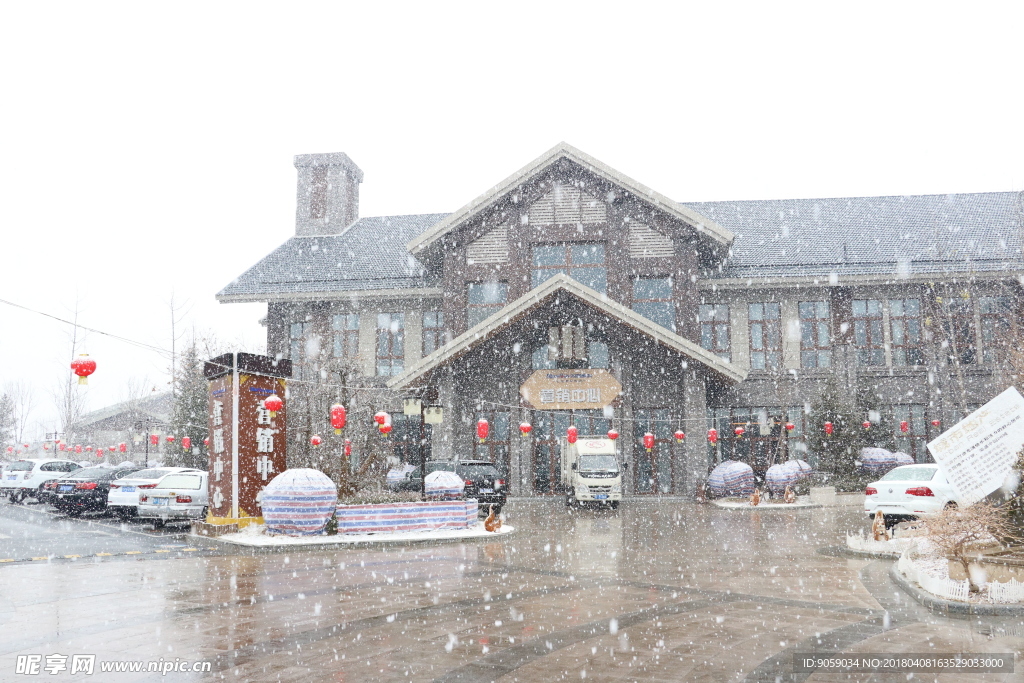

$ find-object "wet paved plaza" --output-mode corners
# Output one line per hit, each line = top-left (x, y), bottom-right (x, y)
(2, 498), (1023, 682)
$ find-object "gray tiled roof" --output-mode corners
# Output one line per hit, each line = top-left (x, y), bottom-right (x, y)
(218, 213), (448, 298)
(686, 192), (1024, 280)
(220, 192), (1024, 299)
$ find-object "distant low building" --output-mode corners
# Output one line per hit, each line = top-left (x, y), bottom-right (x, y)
(218, 144), (1024, 497)
(74, 392), (173, 463)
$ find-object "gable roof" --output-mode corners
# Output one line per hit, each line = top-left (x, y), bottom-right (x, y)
(386, 273), (745, 391)
(688, 191), (1024, 282)
(405, 142), (734, 256)
(217, 213), (447, 301)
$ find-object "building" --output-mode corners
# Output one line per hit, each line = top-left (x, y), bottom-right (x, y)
(74, 391), (172, 463)
(218, 144), (1023, 497)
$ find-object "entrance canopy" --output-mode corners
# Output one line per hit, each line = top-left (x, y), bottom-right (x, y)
(387, 273), (746, 391)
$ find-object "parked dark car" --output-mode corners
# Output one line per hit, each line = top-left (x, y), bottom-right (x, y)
(397, 460), (507, 512)
(49, 466), (144, 516)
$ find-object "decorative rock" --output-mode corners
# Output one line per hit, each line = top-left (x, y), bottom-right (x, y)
(261, 468), (338, 536)
(707, 460), (755, 498)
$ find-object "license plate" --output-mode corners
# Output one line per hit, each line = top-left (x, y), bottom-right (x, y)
(479, 488), (493, 493)
(58, 485), (74, 492)
(154, 498), (172, 506)
(593, 494), (608, 500)
(121, 486), (136, 493)
(6, 475), (15, 481)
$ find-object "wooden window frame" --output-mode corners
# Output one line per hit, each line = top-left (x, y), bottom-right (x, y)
(531, 243), (607, 294)
(798, 301), (832, 368)
(376, 313), (405, 377)
(979, 296), (1012, 364)
(633, 277), (675, 332)
(888, 298), (924, 366)
(332, 313), (360, 360)
(852, 299), (884, 367)
(748, 302), (781, 370)
(422, 310), (445, 356)
(699, 304), (731, 362)
(466, 282), (507, 328)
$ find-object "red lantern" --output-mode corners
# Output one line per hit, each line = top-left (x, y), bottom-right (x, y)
(331, 404), (347, 434)
(74, 445), (82, 453)
(59, 444), (66, 451)
(264, 394), (283, 417)
(607, 429), (619, 440)
(203, 437), (209, 446)
(119, 443), (127, 453)
(900, 420), (909, 433)
(567, 425), (578, 444)
(734, 426), (745, 437)
(70, 354), (97, 385)
(374, 411), (387, 426)
(5, 446), (11, 453)
(643, 432), (655, 452)
(380, 423), (393, 437)
(344, 438), (352, 457)
(784, 422), (795, 432)
(86, 446), (93, 452)
(108, 445), (115, 452)
(708, 428), (718, 444)
(673, 430), (685, 443)
(150, 434), (159, 446)
(43, 444), (49, 450)
(824, 421), (834, 435)
(862, 421), (871, 430)
(310, 434), (322, 447)
(931, 419), (941, 428)
(181, 436), (191, 451)
(477, 418), (489, 443)
(23, 443), (29, 449)
(166, 435), (175, 444)
(519, 422), (533, 437)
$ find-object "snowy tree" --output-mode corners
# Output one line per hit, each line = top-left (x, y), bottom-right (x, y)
(168, 341), (209, 469)
(0, 393), (15, 449)
(855, 384), (897, 452)
(806, 374), (859, 482)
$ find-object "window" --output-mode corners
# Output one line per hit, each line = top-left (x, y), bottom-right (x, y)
(633, 278), (675, 331)
(707, 406), (785, 473)
(467, 282), (507, 328)
(852, 299), (884, 366)
(892, 405), (928, 463)
(979, 296), (1012, 364)
(422, 311), (445, 356)
(748, 303), (781, 370)
(532, 344), (556, 370)
(531, 243), (606, 293)
(376, 313), (405, 376)
(889, 298), (923, 366)
(941, 298), (976, 365)
(699, 304), (731, 362)
(393, 414), (431, 466)
(332, 314), (360, 359)
(588, 340), (610, 369)
(799, 301), (831, 368)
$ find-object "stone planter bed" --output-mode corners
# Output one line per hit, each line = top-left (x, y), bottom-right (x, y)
(712, 497), (821, 510)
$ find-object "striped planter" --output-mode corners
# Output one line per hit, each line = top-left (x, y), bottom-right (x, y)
(764, 461), (800, 496)
(707, 460), (755, 498)
(261, 468), (338, 536)
(336, 500), (480, 534)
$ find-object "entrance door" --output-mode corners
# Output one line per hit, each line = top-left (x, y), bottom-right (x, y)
(633, 408), (672, 494)
(532, 411), (570, 494)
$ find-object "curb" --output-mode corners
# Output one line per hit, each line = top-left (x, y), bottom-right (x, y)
(888, 564), (1024, 616)
(187, 526), (517, 554)
(817, 544), (902, 559)
(711, 500), (822, 511)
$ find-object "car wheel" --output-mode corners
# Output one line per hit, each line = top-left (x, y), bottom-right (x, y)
(65, 507), (83, 518)
(610, 501), (619, 510)
(152, 518), (165, 529)
(945, 501), (958, 510)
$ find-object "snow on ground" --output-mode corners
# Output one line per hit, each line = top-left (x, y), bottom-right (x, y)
(712, 497), (819, 510)
(208, 522), (516, 547)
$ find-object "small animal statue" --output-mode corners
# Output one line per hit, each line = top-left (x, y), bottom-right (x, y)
(484, 505), (502, 533)
(872, 510), (888, 542)
(749, 488), (761, 506)
(783, 486), (796, 504)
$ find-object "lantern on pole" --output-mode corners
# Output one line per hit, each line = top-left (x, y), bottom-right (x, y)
(74, 445), (82, 454)
(166, 435), (175, 444)
(59, 444), (66, 451)
(374, 411), (388, 427)
(566, 425), (578, 444)
(380, 423), (393, 437)
(150, 434), (159, 446)
(862, 420), (871, 430)
(673, 430), (685, 443)
(119, 443), (127, 453)
(824, 421), (834, 436)
(331, 404), (347, 434)
(477, 419), (489, 443)
(607, 429), (619, 440)
(900, 420), (909, 433)
(734, 426), (745, 437)
(519, 422), (533, 438)
(70, 354), (96, 385)
(931, 419), (941, 428)
(784, 422), (795, 432)
(708, 428), (718, 444)
(263, 394), (283, 417)
(643, 432), (655, 452)
(310, 435), (323, 447)
(344, 439), (352, 457)
(203, 438), (209, 446)
(181, 436), (191, 451)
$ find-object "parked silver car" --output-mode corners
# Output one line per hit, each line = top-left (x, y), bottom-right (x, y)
(137, 471), (208, 528)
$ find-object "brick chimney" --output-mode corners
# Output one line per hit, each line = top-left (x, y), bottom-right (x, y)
(294, 152), (364, 236)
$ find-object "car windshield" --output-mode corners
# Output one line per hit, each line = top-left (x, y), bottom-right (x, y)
(880, 466), (938, 482)
(460, 464), (499, 479)
(7, 461), (34, 471)
(157, 474), (202, 489)
(127, 468), (175, 480)
(579, 455), (617, 471)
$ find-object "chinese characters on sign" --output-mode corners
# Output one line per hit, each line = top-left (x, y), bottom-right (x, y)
(520, 369), (622, 411)
(927, 386), (1024, 506)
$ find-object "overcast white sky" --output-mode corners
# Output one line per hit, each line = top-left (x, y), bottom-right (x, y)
(1, 2), (1021, 439)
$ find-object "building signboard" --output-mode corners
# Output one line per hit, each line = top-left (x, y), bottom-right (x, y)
(520, 369), (622, 410)
(926, 386), (1024, 506)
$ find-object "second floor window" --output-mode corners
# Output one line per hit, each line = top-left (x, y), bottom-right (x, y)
(467, 282), (507, 328)
(633, 277), (675, 331)
(332, 313), (360, 359)
(799, 301), (831, 368)
(980, 296), (1012, 364)
(748, 302), (781, 370)
(699, 304), (730, 362)
(852, 299), (884, 366)
(422, 311), (445, 356)
(376, 313), (405, 376)
(531, 243), (606, 294)
(889, 298), (923, 366)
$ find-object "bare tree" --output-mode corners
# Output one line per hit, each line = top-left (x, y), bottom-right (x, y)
(3, 381), (36, 443)
(921, 501), (1017, 592)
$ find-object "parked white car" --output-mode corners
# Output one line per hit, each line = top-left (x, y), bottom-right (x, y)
(864, 464), (960, 524)
(1, 459), (81, 502)
(137, 471), (208, 527)
(107, 467), (204, 518)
